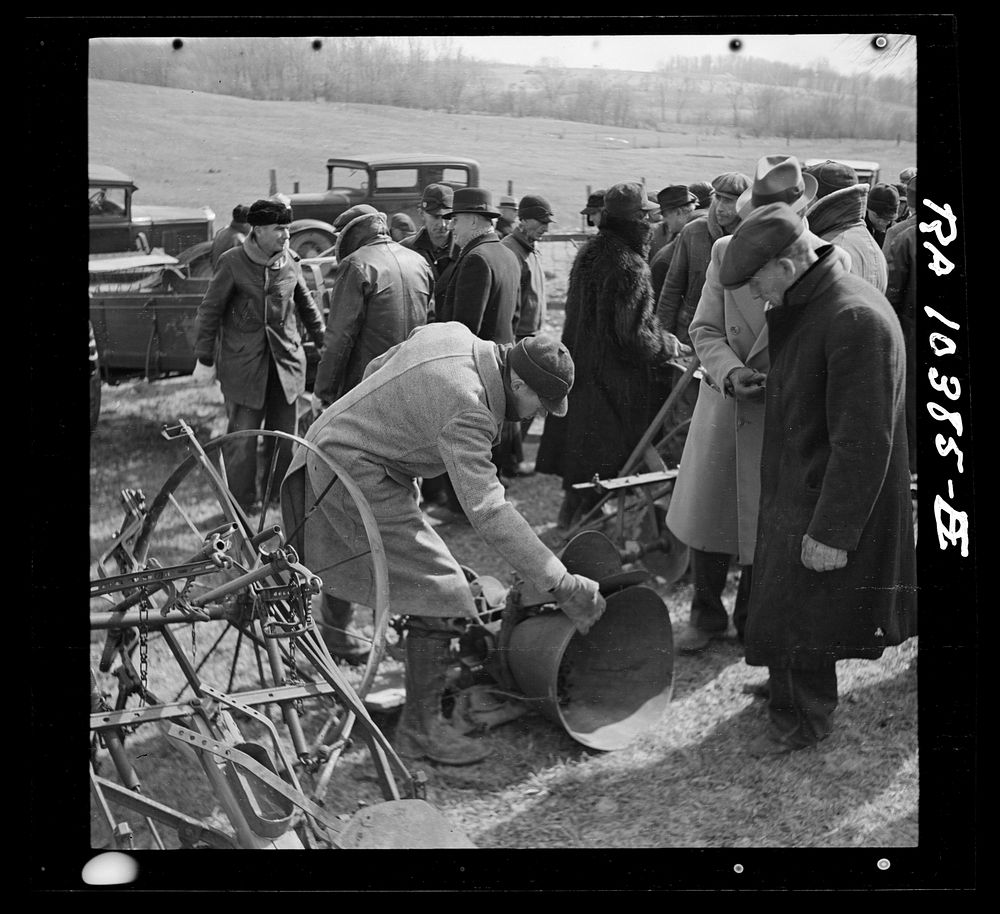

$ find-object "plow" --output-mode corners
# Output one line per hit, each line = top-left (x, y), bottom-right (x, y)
(90, 398), (687, 850)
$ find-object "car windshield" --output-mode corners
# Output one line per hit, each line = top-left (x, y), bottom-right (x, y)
(89, 185), (127, 218)
(329, 166), (369, 192)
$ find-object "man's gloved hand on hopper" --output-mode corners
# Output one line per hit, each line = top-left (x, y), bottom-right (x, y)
(551, 572), (607, 635)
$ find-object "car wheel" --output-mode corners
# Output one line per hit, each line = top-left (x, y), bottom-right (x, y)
(291, 230), (336, 259)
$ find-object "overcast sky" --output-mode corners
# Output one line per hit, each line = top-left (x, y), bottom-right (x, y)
(403, 33), (916, 79)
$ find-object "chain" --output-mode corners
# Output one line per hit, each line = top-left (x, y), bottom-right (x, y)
(138, 597), (150, 707)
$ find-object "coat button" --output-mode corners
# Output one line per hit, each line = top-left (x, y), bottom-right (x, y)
(730, 325), (740, 335)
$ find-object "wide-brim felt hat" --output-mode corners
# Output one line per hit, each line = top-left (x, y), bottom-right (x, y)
(736, 155), (818, 219)
(444, 187), (501, 218)
(657, 184), (699, 210)
(580, 189), (607, 214)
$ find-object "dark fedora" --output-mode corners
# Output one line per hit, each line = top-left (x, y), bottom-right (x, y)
(445, 187), (501, 218)
(580, 189), (607, 215)
(657, 184), (698, 211)
(736, 155), (818, 219)
(604, 182), (660, 220)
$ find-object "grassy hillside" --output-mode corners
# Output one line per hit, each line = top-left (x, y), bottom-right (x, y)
(89, 79), (916, 235)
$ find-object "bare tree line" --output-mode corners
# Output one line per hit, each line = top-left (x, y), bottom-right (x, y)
(89, 37), (915, 142)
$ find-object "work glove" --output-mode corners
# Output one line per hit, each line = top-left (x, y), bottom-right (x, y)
(801, 533), (848, 572)
(725, 366), (767, 400)
(551, 572), (607, 635)
(192, 360), (217, 384)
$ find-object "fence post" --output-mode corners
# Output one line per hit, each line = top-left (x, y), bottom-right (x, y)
(269, 169), (278, 195)
(583, 184), (591, 233)
(507, 180), (513, 197)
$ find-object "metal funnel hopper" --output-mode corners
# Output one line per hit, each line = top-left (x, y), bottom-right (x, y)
(506, 585), (674, 751)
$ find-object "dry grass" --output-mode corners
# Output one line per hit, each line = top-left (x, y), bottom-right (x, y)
(90, 303), (917, 851)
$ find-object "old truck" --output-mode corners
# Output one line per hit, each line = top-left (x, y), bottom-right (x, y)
(89, 251), (336, 382)
(283, 154), (480, 257)
(90, 164), (216, 257)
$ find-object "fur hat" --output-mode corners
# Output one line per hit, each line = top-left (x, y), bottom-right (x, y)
(247, 198), (292, 226)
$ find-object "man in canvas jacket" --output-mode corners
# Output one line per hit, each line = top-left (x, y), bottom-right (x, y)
(282, 321), (605, 766)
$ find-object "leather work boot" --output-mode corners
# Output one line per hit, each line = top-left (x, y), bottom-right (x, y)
(393, 629), (488, 766)
(318, 595), (370, 666)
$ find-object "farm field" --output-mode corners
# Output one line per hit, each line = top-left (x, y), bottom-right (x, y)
(89, 78), (917, 243)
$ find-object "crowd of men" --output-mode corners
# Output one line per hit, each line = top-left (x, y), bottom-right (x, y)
(193, 153), (917, 764)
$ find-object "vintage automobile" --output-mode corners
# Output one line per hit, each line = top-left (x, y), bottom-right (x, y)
(89, 317), (101, 434)
(803, 158), (881, 187)
(89, 250), (337, 382)
(283, 154), (480, 257)
(89, 164), (216, 257)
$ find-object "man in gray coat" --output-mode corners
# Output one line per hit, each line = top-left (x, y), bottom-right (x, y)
(282, 322), (606, 765)
(311, 203), (435, 663)
(720, 203), (916, 757)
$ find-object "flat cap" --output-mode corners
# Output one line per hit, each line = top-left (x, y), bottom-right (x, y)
(719, 202), (806, 289)
(806, 160), (858, 199)
(711, 172), (752, 199)
(509, 334), (574, 416)
(332, 204), (380, 231)
(420, 183), (454, 215)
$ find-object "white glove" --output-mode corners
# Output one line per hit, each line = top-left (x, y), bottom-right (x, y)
(192, 360), (217, 384)
(551, 572), (607, 635)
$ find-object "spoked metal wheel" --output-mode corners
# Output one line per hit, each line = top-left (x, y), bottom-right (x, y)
(131, 427), (392, 703)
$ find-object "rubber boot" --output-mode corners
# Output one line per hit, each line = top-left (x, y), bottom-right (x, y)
(393, 628), (488, 766)
(318, 594), (370, 666)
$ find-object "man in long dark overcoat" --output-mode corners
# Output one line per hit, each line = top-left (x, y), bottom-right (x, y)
(720, 203), (917, 757)
(535, 182), (687, 528)
(429, 187), (522, 522)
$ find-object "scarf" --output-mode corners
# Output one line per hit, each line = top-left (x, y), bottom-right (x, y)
(244, 232), (288, 270)
(458, 224), (495, 254)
